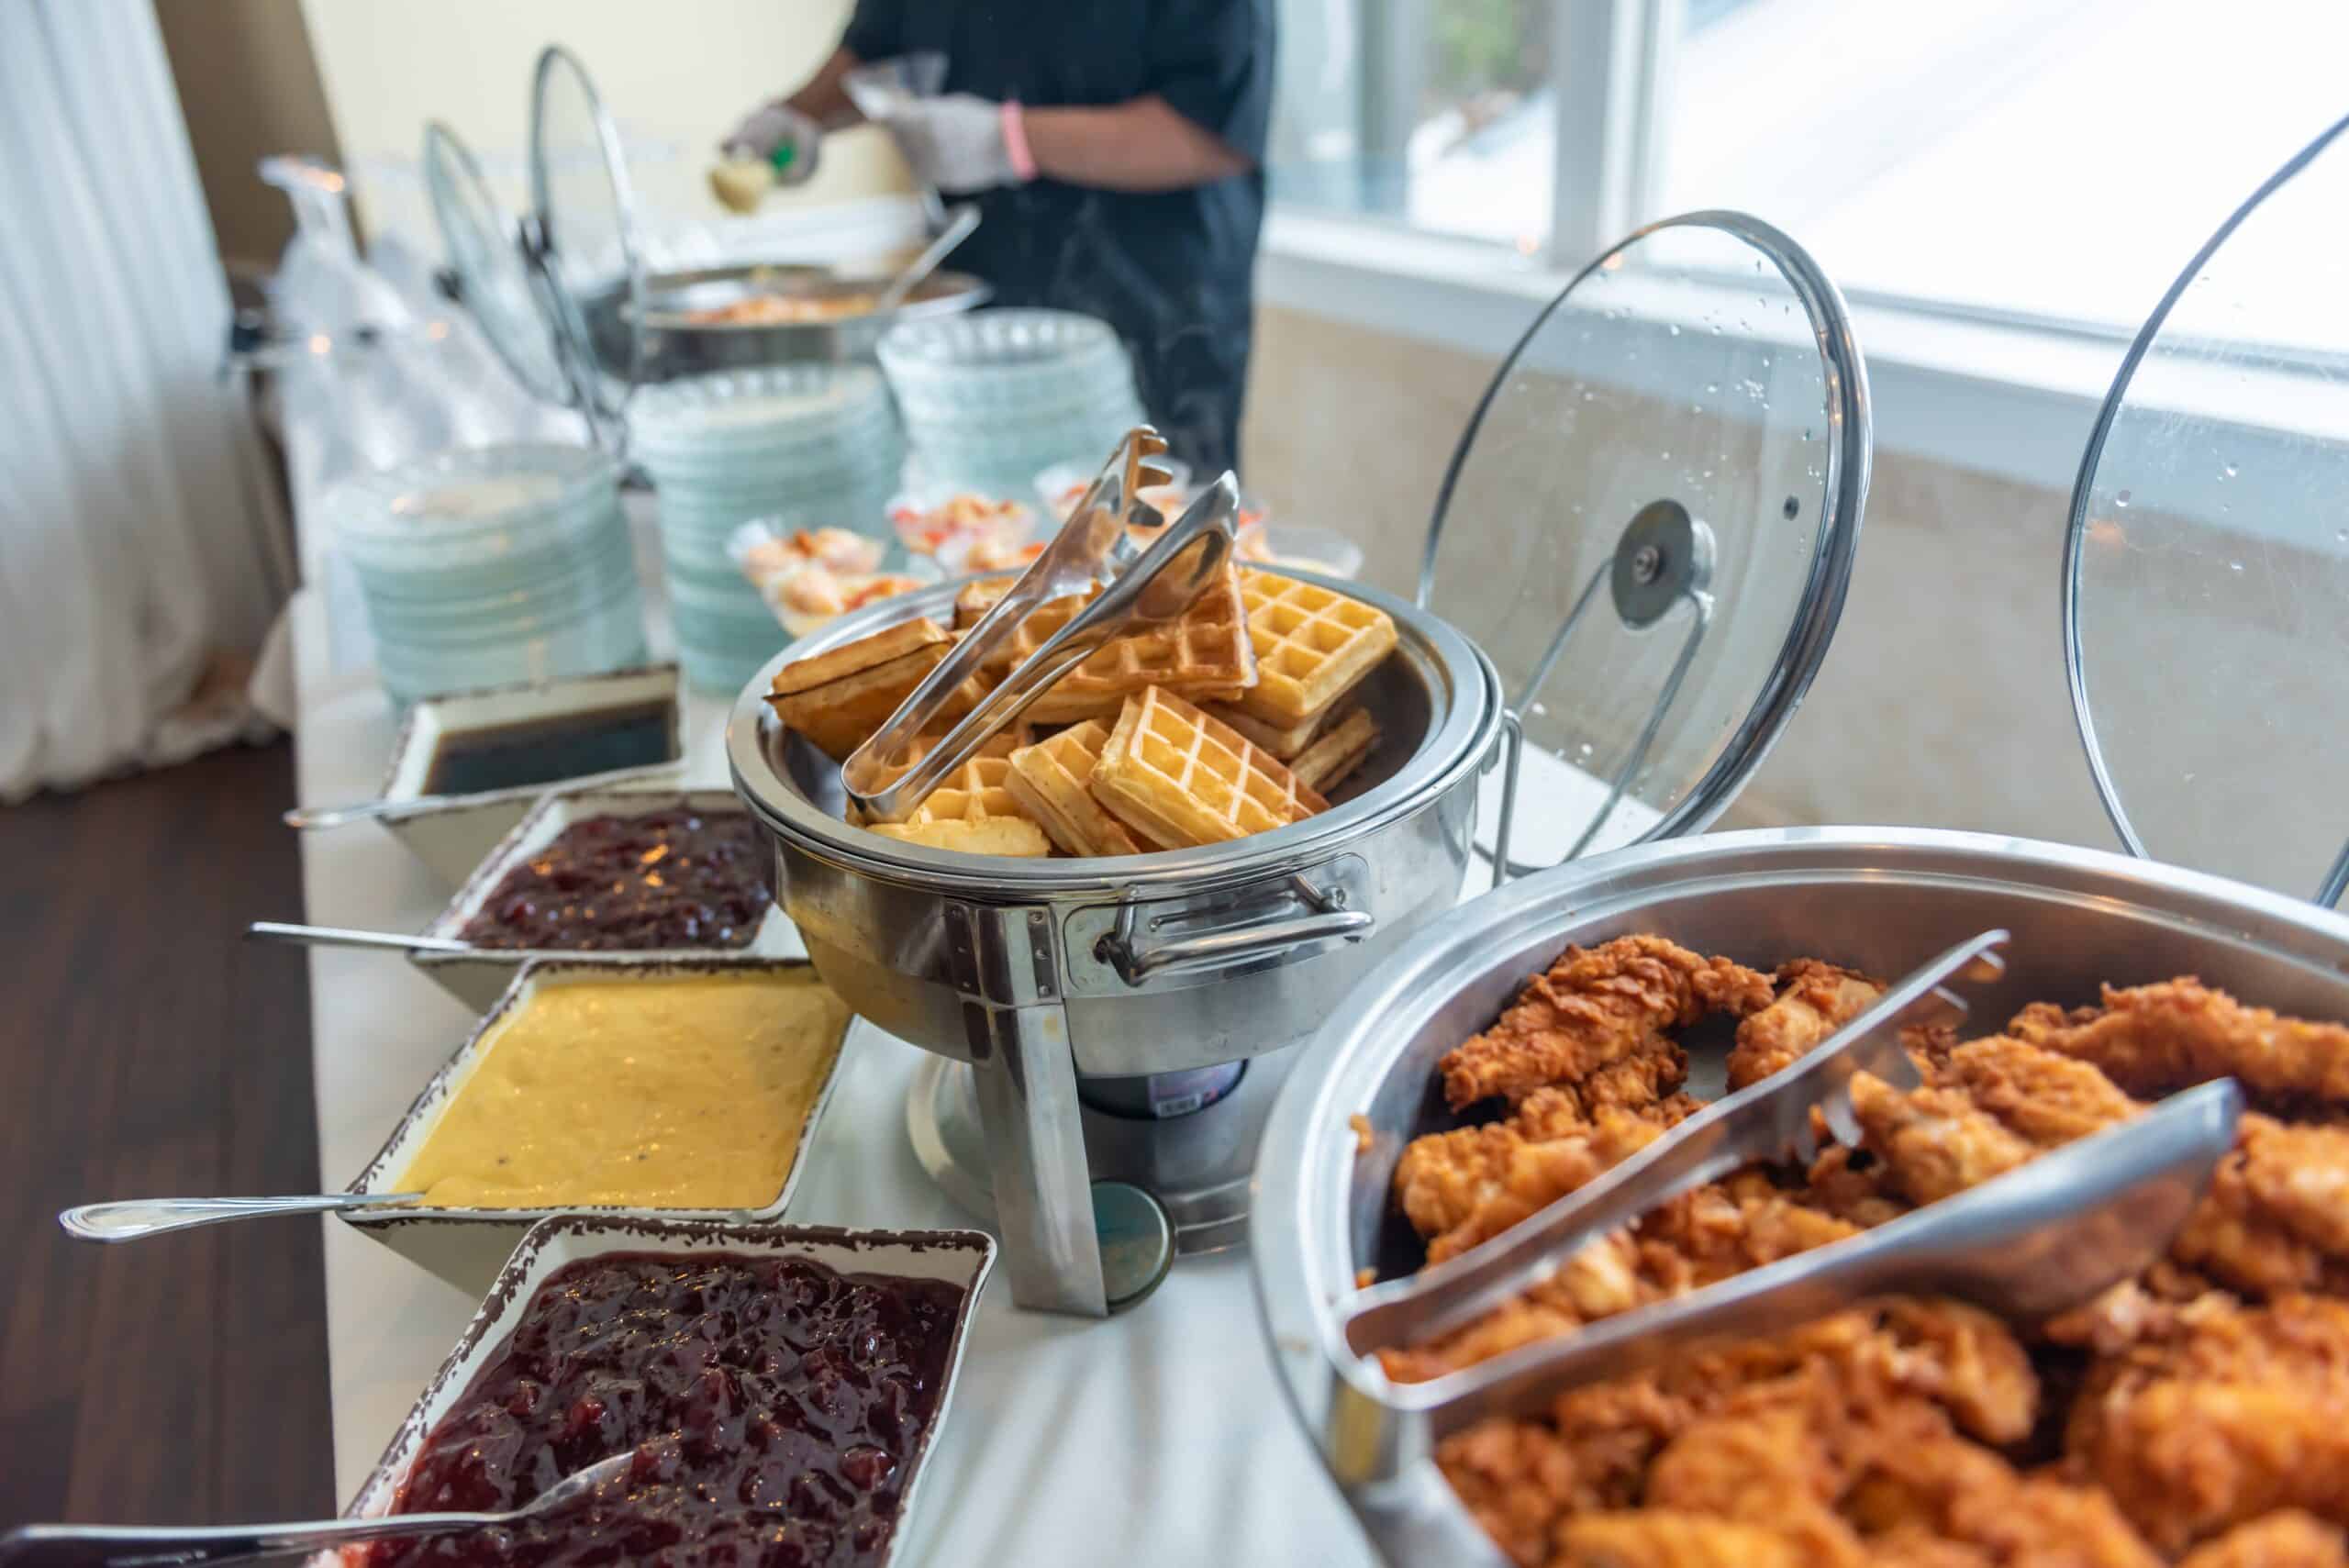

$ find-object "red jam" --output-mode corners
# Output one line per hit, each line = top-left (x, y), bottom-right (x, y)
(371, 1253), (965, 1568)
(458, 806), (773, 951)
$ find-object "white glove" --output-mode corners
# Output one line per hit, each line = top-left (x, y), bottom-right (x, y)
(879, 94), (1022, 193)
(719, 101), (823, 185)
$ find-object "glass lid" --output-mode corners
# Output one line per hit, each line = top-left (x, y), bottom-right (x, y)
(2065, 109), (2349, 908)
(1423, 213), (1867, 873)
(529, 44), (642, 437)
(419, 120), (570, 407)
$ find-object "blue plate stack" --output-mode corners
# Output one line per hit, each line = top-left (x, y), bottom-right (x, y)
(879, 310), (1145, 496)
(323, 444), (647, 707)
(629, 366), (905, 693)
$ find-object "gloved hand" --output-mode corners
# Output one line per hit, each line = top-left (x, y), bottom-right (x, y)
(718, 101), (823, 184)
(877, 94), (1027, 193)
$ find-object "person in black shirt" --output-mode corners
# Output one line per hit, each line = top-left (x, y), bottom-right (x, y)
(723, 1), (1275, 477)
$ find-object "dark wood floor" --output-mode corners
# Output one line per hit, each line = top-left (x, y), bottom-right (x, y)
(0, 740), (332, 1526)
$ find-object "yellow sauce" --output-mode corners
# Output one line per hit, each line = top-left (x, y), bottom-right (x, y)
(398, 972), (851, 1209)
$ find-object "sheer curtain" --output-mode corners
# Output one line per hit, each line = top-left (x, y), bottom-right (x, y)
(0, 0), (288, 801)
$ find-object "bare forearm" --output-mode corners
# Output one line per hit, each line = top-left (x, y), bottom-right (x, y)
(1024, 95), (1251, 192)
(785, 47), (866, 128)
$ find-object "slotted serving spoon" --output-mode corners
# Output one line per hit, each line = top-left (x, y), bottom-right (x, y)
(0, 1452), (633, 1567)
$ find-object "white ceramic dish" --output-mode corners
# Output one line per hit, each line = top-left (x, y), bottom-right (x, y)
(343, 958), (855, 1290)
(317, 1215), (995, 1567)
(351, 665), (685, 887)
(413, 783), (802, 1010)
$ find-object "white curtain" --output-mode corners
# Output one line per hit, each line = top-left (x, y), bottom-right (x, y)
(0, 0), (288, 801)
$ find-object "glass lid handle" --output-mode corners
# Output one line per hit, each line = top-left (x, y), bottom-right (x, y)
(1488, 498), (1720, 880)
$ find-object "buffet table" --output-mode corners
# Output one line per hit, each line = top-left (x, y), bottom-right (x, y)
(287, 573), (1392, 1565)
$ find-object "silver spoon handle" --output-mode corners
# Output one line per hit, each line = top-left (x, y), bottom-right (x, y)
(282, 798), (412, 829)
(58, 1193), (420, 1242)
(875, 203), (980, 312)
(244, 921), (473, 953)
(1, 1508), (489, 1567)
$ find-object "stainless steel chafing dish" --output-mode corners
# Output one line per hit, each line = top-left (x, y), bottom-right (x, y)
(729, 209), (1874, 1317)
(422, 46), (983, 462)
(1253, 113), (2349, 1562)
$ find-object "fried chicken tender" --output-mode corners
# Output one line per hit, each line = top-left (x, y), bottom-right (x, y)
(2172, 1114), (2349, 1298)
(1725, 960), (1885, 1091)
(1853, 1036), (2142, 1204)
(2176, 1511), (2349, 1568)
(2065, 1295), (2349, 1551)
(1553, 1511), (1826, 1568)
(1439, 935), (1772, 1110)
(1397, 1105), (1675, 1265)
(2011, 978), (2349, 1108)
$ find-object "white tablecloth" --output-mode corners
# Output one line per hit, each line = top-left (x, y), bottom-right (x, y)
(288, 584), (1394, 1566)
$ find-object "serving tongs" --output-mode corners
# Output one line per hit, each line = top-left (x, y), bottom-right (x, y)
(842, 427), (1241, 823)
(1325, 929), (2246, 1503)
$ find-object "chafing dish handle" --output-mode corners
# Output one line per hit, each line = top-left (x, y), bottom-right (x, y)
(1096, 873), (1373, 986)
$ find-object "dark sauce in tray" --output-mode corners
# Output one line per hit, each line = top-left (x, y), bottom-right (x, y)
(421, 700), (676, 796)
(458, 806), (772, 951)
(369, 1252), (966, 1568)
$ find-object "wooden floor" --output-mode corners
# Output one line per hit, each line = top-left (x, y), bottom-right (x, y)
(0, 740), (331, 1526)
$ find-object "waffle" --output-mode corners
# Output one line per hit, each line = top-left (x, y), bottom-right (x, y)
(1092, 687), (1329, 848)
(1201, 700), (1329, 761)
(1232, 571), (1397, 728)
(768, 617), (953, 761)
(1004, 721), (1148, 857)
(1289, 706), (1379, 794)
(953, 566), (1256, 723)
(864, 755), (1050, 855)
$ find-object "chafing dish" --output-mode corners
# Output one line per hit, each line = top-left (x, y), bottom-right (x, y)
(729, 209), (1872, 1317)
(1251, 827), (2349, 1562)
(613, 264), (989, 379)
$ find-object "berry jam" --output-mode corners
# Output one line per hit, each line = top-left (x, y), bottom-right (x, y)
(371, 1253), (965, 1568)
(458, 806), (773, 951)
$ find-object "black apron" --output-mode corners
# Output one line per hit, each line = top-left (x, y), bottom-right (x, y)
(844, 0), (1274, 476)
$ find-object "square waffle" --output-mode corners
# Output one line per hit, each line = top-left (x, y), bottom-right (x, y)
(1231, 571), (1397, 728)
(1005, 721), (1148, 857)
(768, 617), (952, 762)
(955, 566), (1257, 724)
(865, 755), (1050, 856)
(1289, 706), (1379, 794)
(1092, 687), (1329, 849)
(1201, 700), (1329, 761)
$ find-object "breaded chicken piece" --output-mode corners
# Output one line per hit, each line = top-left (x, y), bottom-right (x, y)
(1800, 1143), (1911, 1229)
(1553, 1510), (1835, 1567)
(1940, 1477), (2163, 1568)
(1397, 1106), (1674, 1266)
(1642, 1405), (1865, 1562)
(2010, 978), (2349, 1107)
(1853, 1036), (2142, 1204)
(1439, 935), (1773, 1110)
(2066, 1295), (2349, 1551)
(2176, 1511), (2349, 1568)
(2172, 1115), (2349, 1298)
(1725, 960), (1885, 1091)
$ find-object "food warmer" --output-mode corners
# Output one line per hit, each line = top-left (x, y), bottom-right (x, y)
(729, 212), (1872, 1315)
(1252, 110), (2349, 1562)
(421, 45), (986, 450)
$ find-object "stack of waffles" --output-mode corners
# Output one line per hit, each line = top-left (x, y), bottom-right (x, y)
(765, 566), (1398, 857)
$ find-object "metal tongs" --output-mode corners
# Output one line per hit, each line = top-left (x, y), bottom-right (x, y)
(843, 427), (1240, 822)
(1327, 929), (2246, 1499)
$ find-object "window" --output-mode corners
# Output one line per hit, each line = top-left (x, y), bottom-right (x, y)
(1269, 0), (2349, 341)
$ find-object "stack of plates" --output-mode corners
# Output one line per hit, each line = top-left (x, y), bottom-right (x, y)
(323, 444), (648, 706)
(878, 310), (1145, 495)
(630, 366), (905, 691)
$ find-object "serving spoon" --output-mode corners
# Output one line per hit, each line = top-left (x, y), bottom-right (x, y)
(243, 921), (473, 955)
(0, 1451), (633, 1566)
(59, 1192), (427, 1241)
(872, 203), (981, 314)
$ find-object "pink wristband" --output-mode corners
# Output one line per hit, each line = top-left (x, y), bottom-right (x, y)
(1001, 99), (1038, 183)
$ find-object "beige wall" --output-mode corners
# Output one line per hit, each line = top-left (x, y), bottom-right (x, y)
(297, 0), (909, 241)
(1241, 305), (2125, 852)
(155, 0), (342, 279)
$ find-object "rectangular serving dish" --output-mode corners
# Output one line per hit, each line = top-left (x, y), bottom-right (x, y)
(318, 1216), (995, 1568)
(344, 957), (852, 1291)
(367, 664), (685, 888)
(413, 783), (801, 1011)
